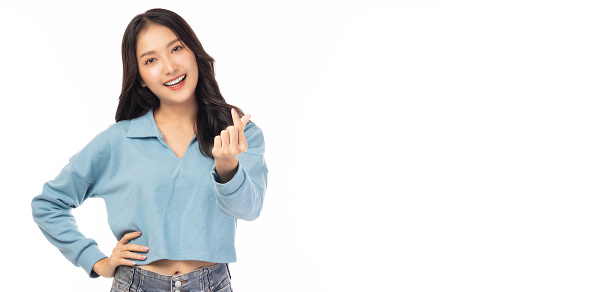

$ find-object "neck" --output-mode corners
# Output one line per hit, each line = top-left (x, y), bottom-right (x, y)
(153, 102), (198, 127)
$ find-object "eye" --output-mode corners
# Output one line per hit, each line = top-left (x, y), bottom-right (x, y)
(172, 46), (183, 52)
(145, 58), (155, 65)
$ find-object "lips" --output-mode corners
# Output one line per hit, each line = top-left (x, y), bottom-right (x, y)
(164, 74), (186, 87)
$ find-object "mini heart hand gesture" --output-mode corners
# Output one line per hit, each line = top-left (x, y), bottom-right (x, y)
(212, 108), (252, 161)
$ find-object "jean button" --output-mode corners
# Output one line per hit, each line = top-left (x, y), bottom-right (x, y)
(175, 280), (182, 288)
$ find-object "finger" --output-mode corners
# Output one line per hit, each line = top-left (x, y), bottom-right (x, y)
(228, 126), (239, 152)
(231, 108), (243, 129)
(241, 114), (251, 126)
(123, 244), (149, 252)
(238, 117), (249, 150)
(119, 231), (141, 245)
(213, 135), (221, 157)
(220, 130), (229, 151)
(239, 129), (248, 152)
(117, 258), (137, 266)
(122, 251), (147, 260)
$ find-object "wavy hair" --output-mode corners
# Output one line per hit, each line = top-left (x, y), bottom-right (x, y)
(115, 8), (250, 159)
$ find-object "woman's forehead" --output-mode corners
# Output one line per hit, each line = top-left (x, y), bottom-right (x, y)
(136, 24), (179, 53)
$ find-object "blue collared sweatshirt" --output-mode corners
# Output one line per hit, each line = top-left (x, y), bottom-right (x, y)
(31, 109), (269, 278)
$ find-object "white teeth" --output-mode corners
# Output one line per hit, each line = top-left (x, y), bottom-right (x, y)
(164, 74), (186, 86)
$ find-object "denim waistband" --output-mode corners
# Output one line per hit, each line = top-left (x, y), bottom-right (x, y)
(111, 263), (231, 292)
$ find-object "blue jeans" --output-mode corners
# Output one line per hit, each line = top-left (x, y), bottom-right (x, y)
(110, 263), (233, 292)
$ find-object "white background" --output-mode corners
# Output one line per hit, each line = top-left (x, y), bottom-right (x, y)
(2, 0), (588, 291)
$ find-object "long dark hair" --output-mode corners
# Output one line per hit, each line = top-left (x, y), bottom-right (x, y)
(115, 8), (250, 159)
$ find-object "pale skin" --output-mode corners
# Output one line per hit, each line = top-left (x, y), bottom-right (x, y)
(92, 23), (251, 278)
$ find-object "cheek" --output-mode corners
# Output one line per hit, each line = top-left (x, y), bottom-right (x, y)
(139, 66), (161, 85)
(189, 58), (199, 79)
(191, 55), (198, 71)
(178, 53), (198, 72)
(193, 58), (199, 74)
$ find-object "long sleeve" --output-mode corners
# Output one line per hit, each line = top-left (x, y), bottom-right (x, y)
(31, 133), (111, 278)
(210, 122), (269, 221)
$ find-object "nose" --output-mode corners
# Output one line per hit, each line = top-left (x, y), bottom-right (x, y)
(161, 56), (177, 75)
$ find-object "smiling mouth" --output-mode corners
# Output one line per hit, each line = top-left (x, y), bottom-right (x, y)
(164, 74), (186, 87)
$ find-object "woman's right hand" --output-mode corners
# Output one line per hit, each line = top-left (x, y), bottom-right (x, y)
(92, 231), (149, 278)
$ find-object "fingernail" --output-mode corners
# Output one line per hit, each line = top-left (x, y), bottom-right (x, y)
(141, 255), (147, 259)
(231, 108), (236, 114)
(137, 231), (141, 234)
(144, 247), (149, 251)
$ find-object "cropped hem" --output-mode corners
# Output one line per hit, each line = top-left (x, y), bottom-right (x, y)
(130, 252), (237, 266)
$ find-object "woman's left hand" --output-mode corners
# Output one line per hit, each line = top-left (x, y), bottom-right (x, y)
(212, 108), (251, 161)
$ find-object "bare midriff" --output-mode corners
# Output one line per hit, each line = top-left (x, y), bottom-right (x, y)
(137, 259), (218, 276)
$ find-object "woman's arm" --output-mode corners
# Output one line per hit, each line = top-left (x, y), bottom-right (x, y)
(211, 121), (269, 221)
(31, 128), (112, 278)
(31, 153), (108, 278)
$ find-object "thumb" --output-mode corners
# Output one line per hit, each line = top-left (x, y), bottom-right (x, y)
(241, 114), (251, 126)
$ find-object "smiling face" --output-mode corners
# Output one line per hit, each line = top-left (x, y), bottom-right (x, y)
(136, 23), (199, 107)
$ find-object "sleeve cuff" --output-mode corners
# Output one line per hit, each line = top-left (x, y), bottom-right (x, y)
(77, 243), (108, 278)
(210, 161), (246, 196)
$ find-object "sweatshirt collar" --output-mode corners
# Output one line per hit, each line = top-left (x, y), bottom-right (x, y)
(126, 109), (162, 138)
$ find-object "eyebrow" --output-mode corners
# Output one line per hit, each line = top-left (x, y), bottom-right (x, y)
(139, 38), (181, 59)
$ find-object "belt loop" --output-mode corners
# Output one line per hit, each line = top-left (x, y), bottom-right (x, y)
(126, 266), (135, 292)
(138, 266), (144, 291)
(200, 268), (205, 292)
(207, 267), (213, 291)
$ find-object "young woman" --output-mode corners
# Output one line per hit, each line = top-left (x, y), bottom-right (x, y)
(31, 8), (268, 292)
